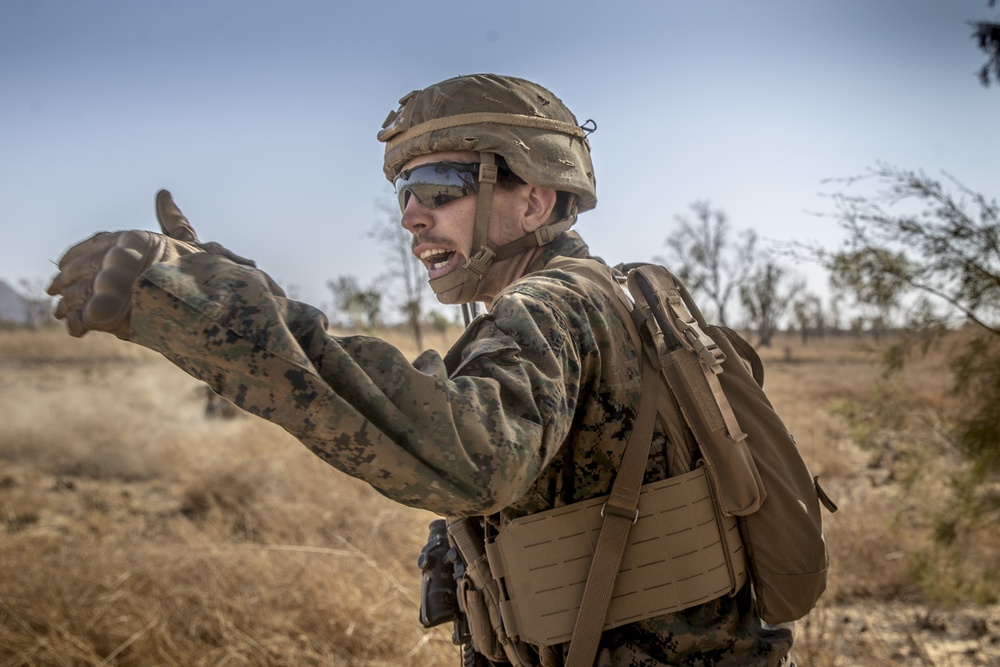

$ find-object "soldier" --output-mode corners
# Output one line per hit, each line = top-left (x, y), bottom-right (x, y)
(47, 74), (796, 665)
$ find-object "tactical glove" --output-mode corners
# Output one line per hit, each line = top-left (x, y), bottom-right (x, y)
(47, 190), (204, 340)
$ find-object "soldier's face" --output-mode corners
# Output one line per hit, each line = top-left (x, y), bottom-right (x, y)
(400, 151), (530, 305)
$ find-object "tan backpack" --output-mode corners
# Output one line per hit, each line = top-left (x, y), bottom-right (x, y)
(607, 260), (838, 622)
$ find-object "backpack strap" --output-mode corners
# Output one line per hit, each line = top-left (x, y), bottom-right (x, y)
(564, 353), (659, 667)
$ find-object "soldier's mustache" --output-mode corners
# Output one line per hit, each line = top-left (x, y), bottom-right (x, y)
(411, 234), (458, 252)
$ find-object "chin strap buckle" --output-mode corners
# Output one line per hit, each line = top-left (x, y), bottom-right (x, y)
(478, 162), (498, 185)
(465, 245), (497, 279)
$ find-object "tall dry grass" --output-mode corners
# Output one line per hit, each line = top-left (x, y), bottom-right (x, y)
(1, 327), (997, 666)
(1, 328), (456, 666)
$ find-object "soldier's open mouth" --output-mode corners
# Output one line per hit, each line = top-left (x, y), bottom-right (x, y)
(420, 248), (457, 271)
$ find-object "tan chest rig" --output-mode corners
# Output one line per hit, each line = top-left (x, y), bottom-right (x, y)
(430, 258), (833, 667)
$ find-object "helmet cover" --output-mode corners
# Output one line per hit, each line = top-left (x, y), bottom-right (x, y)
(379, 74), (597, 213)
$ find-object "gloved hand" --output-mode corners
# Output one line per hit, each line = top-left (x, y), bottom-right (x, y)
(47, 190), (203, 340)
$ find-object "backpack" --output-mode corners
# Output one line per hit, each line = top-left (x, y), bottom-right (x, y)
(608, 260), (837, 624)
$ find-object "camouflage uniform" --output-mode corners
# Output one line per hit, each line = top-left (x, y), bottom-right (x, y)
(127, 228), (793, 666)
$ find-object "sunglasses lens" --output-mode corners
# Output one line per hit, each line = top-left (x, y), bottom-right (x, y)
(395, 162), (479, 212)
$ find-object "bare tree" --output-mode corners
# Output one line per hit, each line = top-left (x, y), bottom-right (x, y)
(739, 258), (803, 347)
(664, 201), (757, 327)
(828, 292), (846, 335)
(369, 197), (428, 350)
(789, 293), (826, 345)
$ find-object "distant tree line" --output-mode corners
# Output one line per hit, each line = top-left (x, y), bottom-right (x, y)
(657, 199), (900, 347)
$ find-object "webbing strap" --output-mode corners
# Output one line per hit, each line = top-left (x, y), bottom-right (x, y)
(429, 219), (576, 297)
(382, 111), (588, 148)
(492, 219), (575, 262)
(630, 269), (746, 446)
(663, 291), (747, 445)
(458, 152), (498, 303)
(564, 357), (659, 667)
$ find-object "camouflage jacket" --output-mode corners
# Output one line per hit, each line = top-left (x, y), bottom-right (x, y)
(129, 230), (793, 666)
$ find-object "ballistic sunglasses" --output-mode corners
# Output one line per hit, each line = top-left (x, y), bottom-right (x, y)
(394, 161), (481, 213)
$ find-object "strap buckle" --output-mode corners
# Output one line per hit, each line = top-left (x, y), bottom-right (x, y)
(531, 219), (572, 246)
(600, 501), (639, 525)
(464, 246), (497, 278)
(478, 162), (498, 185)
(666, 294), (726, 374)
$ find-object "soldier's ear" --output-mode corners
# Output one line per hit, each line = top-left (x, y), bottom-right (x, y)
(520, 185), (558, 234)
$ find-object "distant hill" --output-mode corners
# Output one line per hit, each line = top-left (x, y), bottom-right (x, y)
(0, 280), (29, 324)
(0, 280), (54, 325)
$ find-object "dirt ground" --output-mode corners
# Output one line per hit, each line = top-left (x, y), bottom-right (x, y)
(808, 600), (1000, 666)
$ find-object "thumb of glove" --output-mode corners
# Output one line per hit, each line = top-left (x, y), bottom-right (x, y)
(155, 189), (200, 243)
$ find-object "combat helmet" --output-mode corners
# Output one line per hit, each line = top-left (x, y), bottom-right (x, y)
(378, 73), (597, 302)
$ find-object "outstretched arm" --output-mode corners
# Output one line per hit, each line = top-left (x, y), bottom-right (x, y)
(48, 192), (580, 517)
(128, 252), (575, 517)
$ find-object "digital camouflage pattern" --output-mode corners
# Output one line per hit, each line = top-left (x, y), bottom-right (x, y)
(128, 230), (793, 666)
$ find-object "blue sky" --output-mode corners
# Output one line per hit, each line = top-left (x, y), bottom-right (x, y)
(2, 0), (998, 316)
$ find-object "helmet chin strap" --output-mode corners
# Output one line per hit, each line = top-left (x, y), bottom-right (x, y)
(428, 152), (497, 301)
(428, 152), (575, 302)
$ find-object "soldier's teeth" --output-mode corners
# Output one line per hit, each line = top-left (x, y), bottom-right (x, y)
(420, 248), (453, 269)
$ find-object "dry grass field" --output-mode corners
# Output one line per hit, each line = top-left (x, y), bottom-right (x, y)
(1, 326), (998, 666)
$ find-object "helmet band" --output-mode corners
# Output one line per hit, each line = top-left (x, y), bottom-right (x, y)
(382, 112), (587, 154)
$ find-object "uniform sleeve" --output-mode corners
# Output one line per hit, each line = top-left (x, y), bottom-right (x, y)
(129, 253), (581, 516)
